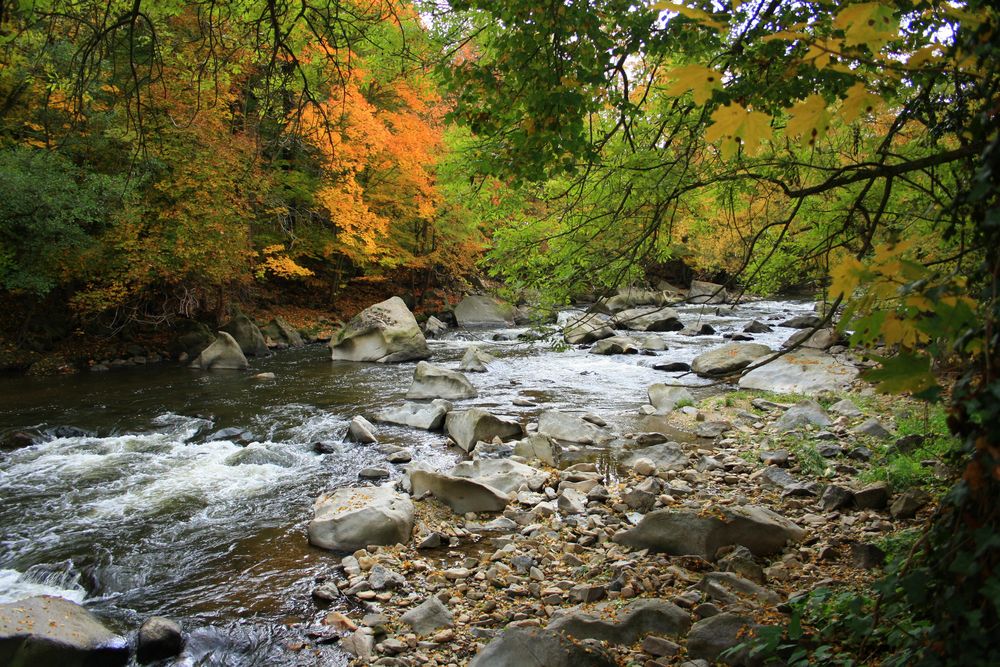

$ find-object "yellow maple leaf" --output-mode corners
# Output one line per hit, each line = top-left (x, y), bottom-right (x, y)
(785, 95), (832, 146)
(840, 83), (883, 123)
(652, 1), (726, 31)
(663, 65), (724, 104)
(829, 255), (865, 298)
(705, 104), (773, 158)
(833, 2), (898, 50)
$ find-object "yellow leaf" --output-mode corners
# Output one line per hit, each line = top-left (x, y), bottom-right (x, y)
(830, 255), (864, 298)
(833, 2), (898, 50)
(905, 45), (942, 69)
(705, 104), (773, 157)
(873, 239), (915, 264)
(804, 38), (840, 68)
(840, 83), (883, 123)
(652, 1), (726, 30)
(663, 65), (724, 104)
(785, 95), (832, 147)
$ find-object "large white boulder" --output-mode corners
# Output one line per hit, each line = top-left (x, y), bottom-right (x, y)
(449, 459), (549, 494)
(308, 486), (414, 552)
(739, 349), (859, 394)
(537, 411), (608, 444)
(329, 297), (431, 363)
(612, 306), (684, 332)
(374, 400), (452, 430)
(408, 469), (510, 514)
(688, 279), (728, 304)
(190, 331), (249, 370)
(691, 342), (771, 377)
(454, 295), (515, 327)
(406, 361), (477, 400)
(445, 408), (522, 452)
(562, 314), (615, 345)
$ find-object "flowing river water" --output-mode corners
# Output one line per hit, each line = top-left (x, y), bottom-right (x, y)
(0, 299), (815, 665)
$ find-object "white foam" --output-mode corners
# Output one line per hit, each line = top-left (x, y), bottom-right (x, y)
(0, 567), (87, 604)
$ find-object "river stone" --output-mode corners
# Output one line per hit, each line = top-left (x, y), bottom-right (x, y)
(347, 416), (377, 444)
(640, 336), (668, 351)
(454, 295), (515, 327)
(136, 616), (184, 664)
(691, 343), (771, 377)
(613, 505), (806, 559)
(513, 434), (558, 466)
(459, 346), (494, 372)
(445, 408), (522, 452)
(423, 315), (449, 338)
(852, 417), (893, 439)
(329, 296), (431, 363)
(406, 361), (477, 400)
(648, 384), (694, 413)
(782, 327), (839, 350)
(590, 336), (641, 355)
(744, 320), (773, 334)
(686, 613), (756, 664)
(739, 349), (859, 394)
(537, 411), (607, 444)
(774, 400), (831, 431)
(0, 595), (129, 666)
(374, 399), (451, 430)
(400, 596), (454, 635)
(600, 288), (673, 313)
(308, 486), (414, 552)
(688, 279), (728, 304)
(623, 443), (688, 471)
(259, 316), (304, 348)
(220, 313), (270, 357)
(341, 628), (375, 661)
(854, 482), (891, 510)
(189, 331), (249, 370)
(549, 598), (691, 645)
(779, 314), (823, 328)
(830, 398), (863, 417)
(654, 361), (691, 372)
(561, 313), (614, 344)
(450, 458), (548, 494)
(408, 469), (510, 513)
(469, 626), (616, 667)
(612, 306), (684, 332)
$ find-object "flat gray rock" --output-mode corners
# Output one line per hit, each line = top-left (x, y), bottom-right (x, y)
(400, 596), (453, 635)
(445, 408), (522, 452)
(0, 596), (129, 666)
(548, 598), (691, 645)
(308, 486), (414, 552)
(623, 443), (688, 471)
(409, 469), (510, 514)
(739, 349), (859, 394)
(469, 626), (616, 667)
(774, 400), (831, 431)
(407, 361), (477, 400)
(691, 343), (771, 377)
(374, 399), (452, 430)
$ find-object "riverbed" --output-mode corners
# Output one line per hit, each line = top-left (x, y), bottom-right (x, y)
(0, 299), (815, 665)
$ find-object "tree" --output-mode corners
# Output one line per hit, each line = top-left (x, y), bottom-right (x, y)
(440, 0), (999, 663)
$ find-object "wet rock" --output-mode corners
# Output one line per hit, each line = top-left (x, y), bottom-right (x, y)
(408, 468), (510, 513)
(686, 612), (756, 664)
(640, 336), (668, 352)
(890, 489), (932, 519)
(423, 315), (449, 338)
(648, 384), (694, 414)
(853, 482), (891, 510)
(624, 443), (688, 471)
(445, 408), (522, 452)
(347, 416), (378, 444)
(406, 361), (477, 400)
(852, 417), (893, 439)
(208, 427), (255, 445)
(0, 595), (128, 666)
(221, 313), (270, 357)
(743, 320), (772, 334)
(400, 596), (453, 636)
(654, 361), (692, 373)
(613, 505), (805, 559)
(459, 346), (495, 372)
(681, 323), (716, 336)
(311, 581), (341, 601)
(691, 343), (771, 377)
(454, 295), (515, 327)
(590, 336), (642, 355)
(774, 400), (831, 431)
(469, 626), (616, 667)
(612, 306), (684, 332)
(137, 616), (184, 664)
(359, 467), (390, 480)
(739, 349), (859, 394)
(563, 315), (616, 345)
(416, 532), (443, 549)
(329, 297), (431, 363)
(779, 314), (822, 328)
(688, 280), (728, 304)
(782, 327), (840, 350)
(548, 598), (691, 645)
(190, 331), (249, 370)
(376, 400), (451, 431)
(308, 486), (414, 552)
(537, 411), (607, 444)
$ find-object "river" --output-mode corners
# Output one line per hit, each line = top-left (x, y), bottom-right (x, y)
(0, 299), (815, 665)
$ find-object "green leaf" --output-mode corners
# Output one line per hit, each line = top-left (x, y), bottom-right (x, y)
(864, 352), (939, 395)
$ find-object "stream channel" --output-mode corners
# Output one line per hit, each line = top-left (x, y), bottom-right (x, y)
(0, 299), (814, 665)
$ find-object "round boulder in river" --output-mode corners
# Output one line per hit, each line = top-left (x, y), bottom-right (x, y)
(189, 331), (249, 370)
(691, 342), (771, 377)
(329, 296), (431, 363)
(308, 486), (414, 552)
(453, 295), (515, 327)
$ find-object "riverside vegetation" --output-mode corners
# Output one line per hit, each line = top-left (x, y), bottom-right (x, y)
(1, 0), (999, 666)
